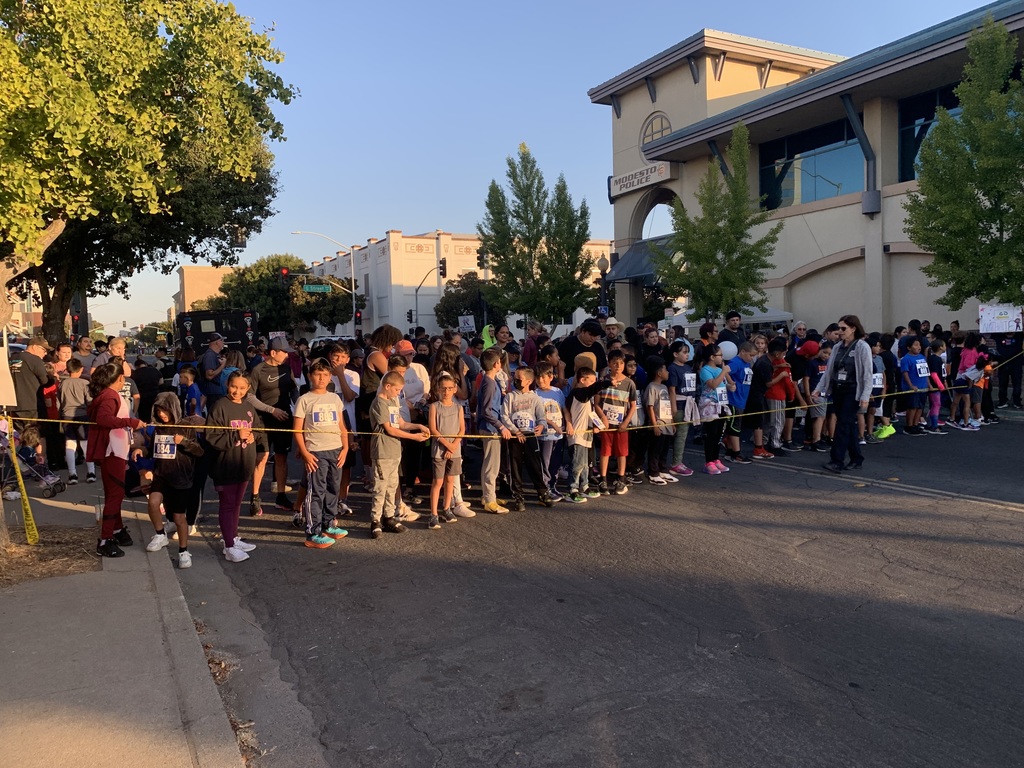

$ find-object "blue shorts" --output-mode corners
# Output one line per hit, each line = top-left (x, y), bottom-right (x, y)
(906, 391), (927, 410)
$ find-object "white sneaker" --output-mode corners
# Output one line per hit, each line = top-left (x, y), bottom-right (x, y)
(398, 502), (420, 522)
(224, 546), (249, 563)
(452, 502), (476, 518)
(230, 537), (256, 552)
(188, 525), (198, 536)
(178, 551), (193, 569)
(338, 502), (353, 515)
(649, 475), (667, 485)
(146, 532), (170, 552)
(659, 473), (679, 483)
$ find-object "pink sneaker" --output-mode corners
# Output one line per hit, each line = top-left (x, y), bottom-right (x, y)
(670, 463), (694, 477)
(714, 460), (730, 473)
(703, 462), (721, 475)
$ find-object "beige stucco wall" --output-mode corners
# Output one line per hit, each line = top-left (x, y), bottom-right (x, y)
(175, 266), (236, 314)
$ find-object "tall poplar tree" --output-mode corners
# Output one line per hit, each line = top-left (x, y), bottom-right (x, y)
(651, 122), (782, 321)
(904, 18), (1024, 309)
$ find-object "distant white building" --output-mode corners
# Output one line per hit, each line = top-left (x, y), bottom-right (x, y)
(310, 229), (612, 337)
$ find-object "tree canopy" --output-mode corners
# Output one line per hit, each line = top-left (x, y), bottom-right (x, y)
(433, 271), (499, 333)
(904, 18), (1024, 309)
(0, 0), (294, 330)
(651, 122), (782, 321)
(477, 143), (594, 323)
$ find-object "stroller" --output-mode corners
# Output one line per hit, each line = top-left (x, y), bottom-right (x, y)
(0, 420), (67, 499)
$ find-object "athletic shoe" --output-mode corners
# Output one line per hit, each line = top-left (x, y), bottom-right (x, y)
(538, 492), (555, 508)
(714, 460), (730, 473)
(452, 503), (476, 518)
(582, 487), (601, 499)
(338, 502), (354, 516)
(752, 447), (774, 460)
(548, 489), (563, 503)
(731, 454), (753, 465)
(370, 523), (383, 539)
(427, 515), (441, 530)
(189, 525), (198, 536)
(565, 492), (587, 504)
(659, 472), (680, 483)
(767, 444), (786, 456)
(382, 518), (407, 533)
(272, 483), (294, 494)
(250, 496), (263, 517)
(398, 503), (421, 522)
(86, 473), (96, 483)
(304, 535), (335, 549)
(962, 423), (980, 432)
(483, 501), (510, 514)
(112, 528), (133, 547)
(944, 420), (960, 430)
(996, 403), (1010, 409)
(721, 452), (735, 463)
(224, 546), (249, 562)
(781, 441), (801, 452)
(612, 480), (628, 495)
(822, 462), (844, 474)
(906, 426), (927, 436)
(67, 475), (79, 485)
(404, 492), (424, 505)
(599, 480), (610, 495)
(649, 474), (668, 486)
(509, 499), (526, 512)
(983, 417), (999, 425)
(865, 434), (882, 444)
(96, 539), (125, 558)
(670, 464), (694, 477)
(324, 526), (349, 539)
(292, 512), (304, 529)
(440, 509), (458, 523)
(178, 552), (192, 569)
(968, 419), (982, 428)
(230, 538), (256, 552)
(627, 474), (644, 485)
(703, 462), (721, 475)
(146, 532), (170, 552)
(274, 494), (292, 511)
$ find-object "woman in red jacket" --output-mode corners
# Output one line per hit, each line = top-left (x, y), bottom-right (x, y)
(88, 363), (145, 558)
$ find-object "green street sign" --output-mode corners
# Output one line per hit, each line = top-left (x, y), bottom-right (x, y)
(302, 284), (331, 293)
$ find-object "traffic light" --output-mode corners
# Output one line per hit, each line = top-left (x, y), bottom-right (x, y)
(406, 309), (414, 323)
(278, 267), (290, 285)
(438, 257), (447, 279)
(354, 310), (362, 327)
(476, 247), (487, 270)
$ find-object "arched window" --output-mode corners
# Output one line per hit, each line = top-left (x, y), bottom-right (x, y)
(641, 113), (672, 146)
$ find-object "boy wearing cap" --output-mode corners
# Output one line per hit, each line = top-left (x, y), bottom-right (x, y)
(198, 333), (228, 410)
(248, 337), (297, 514)
(10, 337), (53, 464)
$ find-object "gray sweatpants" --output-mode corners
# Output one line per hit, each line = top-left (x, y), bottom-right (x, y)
(481, 437), (502, 504)
(370, 457), (400, 524)
(765, 399), (785, 447)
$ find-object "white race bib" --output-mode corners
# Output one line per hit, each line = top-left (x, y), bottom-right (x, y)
(512, 410), (534, 432)
(604, 403), (625, 426)
(872, 373), (884, 389)
(716, 385), (729, 404)
(915, 360), (929, 378)
(311, 407), (338, 425)
(153, 434), (177, 460)
(684, 373), (697, 391)
(657, 397), (673, 422)
(743, 368), (752, 386)
(388, 406), (400, 427)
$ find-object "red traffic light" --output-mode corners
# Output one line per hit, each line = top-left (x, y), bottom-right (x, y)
(280, 267), (289, 276)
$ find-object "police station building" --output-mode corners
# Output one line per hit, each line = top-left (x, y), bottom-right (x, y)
(589, 0), (1024, 331)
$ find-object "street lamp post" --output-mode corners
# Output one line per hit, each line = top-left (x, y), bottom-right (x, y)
(597, 254), (610, 311)
(291, 231), (358, 334)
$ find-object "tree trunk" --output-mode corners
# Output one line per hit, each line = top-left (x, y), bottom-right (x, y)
(0, 219), (67, 332)
(35, 261), (74, 345)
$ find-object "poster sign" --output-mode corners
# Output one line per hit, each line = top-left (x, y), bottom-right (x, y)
(458, 315), (476, 334)
(979, 304), (1024, 333)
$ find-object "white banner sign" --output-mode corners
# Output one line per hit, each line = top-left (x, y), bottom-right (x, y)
(458, 315), (476, 334)
(979, 304), (1024, 333)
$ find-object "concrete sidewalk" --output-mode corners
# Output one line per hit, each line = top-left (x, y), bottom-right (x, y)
(0, 478), (242, 767)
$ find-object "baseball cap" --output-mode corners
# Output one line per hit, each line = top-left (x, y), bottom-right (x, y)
(580, 319), (603, 336)
(505, 341), (521, 356)
(268, 337), (293, 352)
(350, 347), (365, 359)
(797, 340), (820, 358)
(396, 340), (415, 355)
(207, 332), (225, 343)
(27, 336), (53, 351)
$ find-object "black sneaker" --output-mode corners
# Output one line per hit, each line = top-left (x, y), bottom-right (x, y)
(382, 517), (407, 534)
(427, 515), (441, 530)
(249, 496), (263, 517)
(275, 494), (292, 510)
(781, 441), (801, 452)
(97, 539), (125, 558)
(440, 508), (458, 524)
(627, 473), (643, 485)
(612, 480), (628, 495)
(405, 492), (424, 505)
(538, 492), (554, 508)
(112, 528), (133, 547)
(732, 454), (753, 465)
(370, 523), (383, 539)
(67, 475), (79, 485)
(86, 473), (97, 483)
(599, 480), (610, 496)
(510, 498), (526, 512)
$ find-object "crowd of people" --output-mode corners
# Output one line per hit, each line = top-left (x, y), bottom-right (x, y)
(6, 310), (1019, 565)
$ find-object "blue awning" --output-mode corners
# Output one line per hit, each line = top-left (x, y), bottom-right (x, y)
(606, 235), (673, 286)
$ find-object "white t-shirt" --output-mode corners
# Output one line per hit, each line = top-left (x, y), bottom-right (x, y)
(330, 369), (360, 434)
(404, 362), (431, 407)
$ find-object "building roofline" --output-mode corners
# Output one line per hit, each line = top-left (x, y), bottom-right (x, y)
(642, 0), (1024, 160)
(588, 29), (845, 105)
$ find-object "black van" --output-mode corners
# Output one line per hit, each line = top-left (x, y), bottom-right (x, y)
(176, 310), (259, 353)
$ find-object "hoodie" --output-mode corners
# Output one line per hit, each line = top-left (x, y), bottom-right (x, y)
(149, 391), (205, 490)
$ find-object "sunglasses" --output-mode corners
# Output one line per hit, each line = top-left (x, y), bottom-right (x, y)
(839, 326), (850, 331)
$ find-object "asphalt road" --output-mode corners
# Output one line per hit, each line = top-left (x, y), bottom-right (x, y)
(178, 421), (1024, 767)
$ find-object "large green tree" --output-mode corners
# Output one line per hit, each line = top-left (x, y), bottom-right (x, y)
(0, 0), (294, 334)
(433, 271), (497, 332)
(651, 122), (782, 321)
(904, 18), (1024, 309)
(477, 144), (594, 323)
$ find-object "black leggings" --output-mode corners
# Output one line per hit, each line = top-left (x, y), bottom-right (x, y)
(703, 419), (725, 464)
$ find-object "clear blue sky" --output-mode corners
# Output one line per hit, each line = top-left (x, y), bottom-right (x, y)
(96, 0), (987, 331)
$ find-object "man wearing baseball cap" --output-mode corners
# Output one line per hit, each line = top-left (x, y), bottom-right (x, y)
(198, 333), (228, 410)
(10, 337), (53, 464)
(247, 336), (297, 515)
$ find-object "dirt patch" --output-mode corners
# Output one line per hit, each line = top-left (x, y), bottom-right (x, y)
(0, 525), (101, 588)
(195, 629), (261, 763)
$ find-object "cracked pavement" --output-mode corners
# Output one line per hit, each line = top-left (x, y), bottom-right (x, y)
(177, 422), (1024, 767)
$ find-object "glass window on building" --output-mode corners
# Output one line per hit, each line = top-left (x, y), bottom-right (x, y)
(898, 84), (961, 182)
(641, 113), (672, 146)
(759, 117), (865, 211)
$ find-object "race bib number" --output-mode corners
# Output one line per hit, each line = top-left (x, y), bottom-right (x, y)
(743, 368), (752, 386)
(872, 373), (884, 389)
(589, 412), (604, 429)
(153, 434), (177, 460)
(388, 406), (400, 427)
(311, 407), (338, 425)
(717, 385), (729, 404)
(915, 360), (929, 377)
(512, 410), (534, 432)
(658, 397), (673, 422)
(684, 373), (697, 391)
(604, 403), (625, 426)
(837, 371), (847, 382)
(544, 401), (563, 429)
